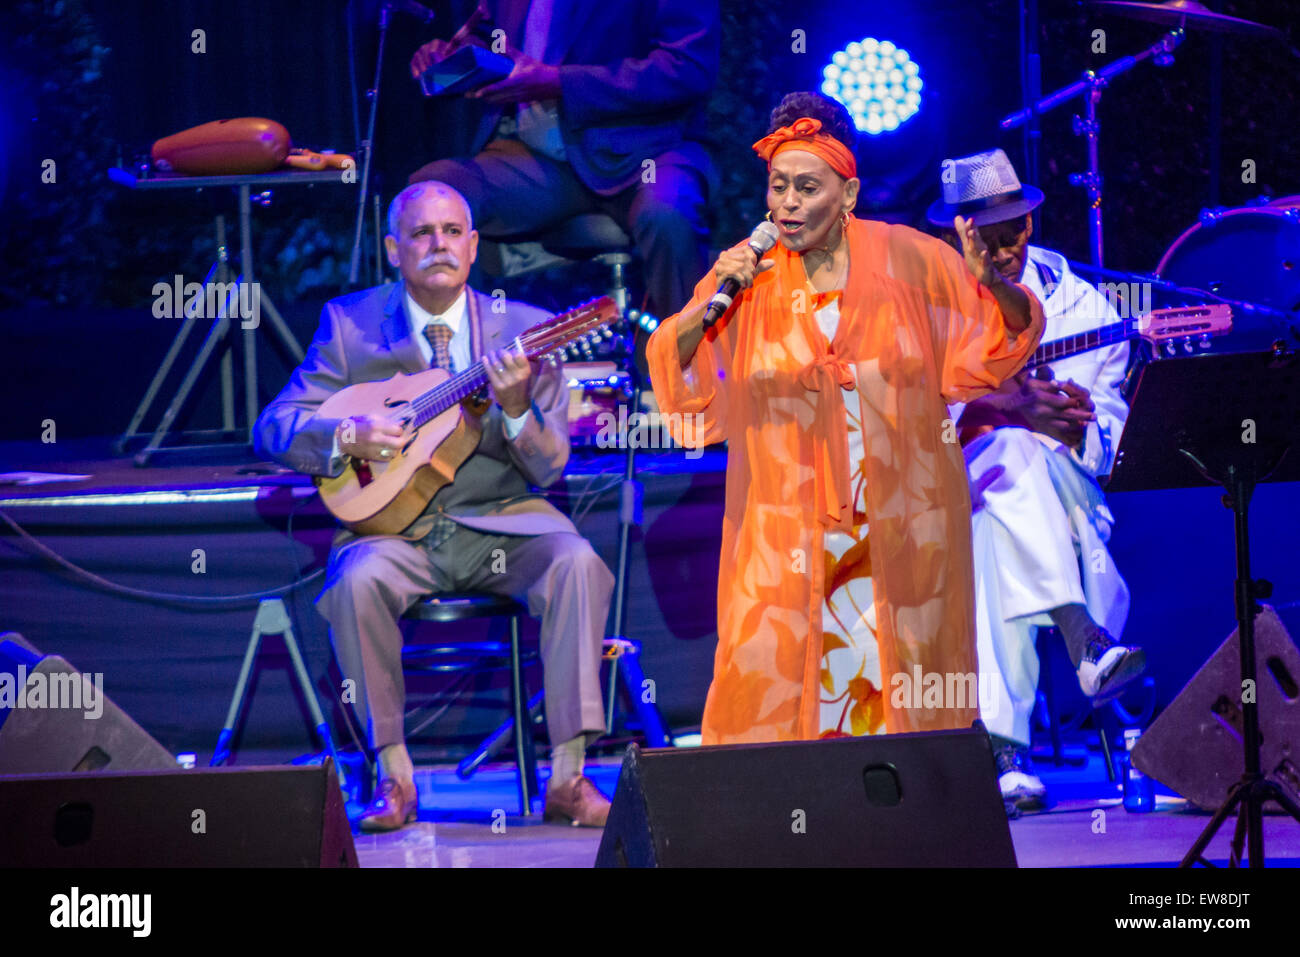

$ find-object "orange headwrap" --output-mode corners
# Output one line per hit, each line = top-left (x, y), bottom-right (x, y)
(751, 117), (857, 180)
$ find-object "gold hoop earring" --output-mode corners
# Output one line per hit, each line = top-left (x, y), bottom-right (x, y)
(841, 210), (851, 229)
(765, 210), (774, 222)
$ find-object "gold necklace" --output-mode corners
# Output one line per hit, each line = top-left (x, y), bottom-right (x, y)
(803, 247), (849, 292)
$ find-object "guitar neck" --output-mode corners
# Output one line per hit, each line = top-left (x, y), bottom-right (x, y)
(409, 361), (493, 429)
(400, 296), (618, 429)
(1029, 319), (1134, 368)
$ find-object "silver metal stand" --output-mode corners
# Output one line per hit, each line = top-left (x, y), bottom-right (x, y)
(212, 598), (342, 773)
(110, 169), (346, 463)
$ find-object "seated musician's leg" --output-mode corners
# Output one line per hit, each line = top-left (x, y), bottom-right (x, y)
(614, 161), (710, 319)
(407, 139), (596, 239)
(968, 427), (1141, 690)
(968, 426), (1083, 620)
(450, 527), (614, 826)
(968, 428), (1059, 809)
(967, 427), (1143, 808)
(316, 536), (445, 830)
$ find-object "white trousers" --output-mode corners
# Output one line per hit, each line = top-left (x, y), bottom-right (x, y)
(966, 428), (1130, 746)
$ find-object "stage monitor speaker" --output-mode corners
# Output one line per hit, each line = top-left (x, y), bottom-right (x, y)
(0, 632), (177, 774)
(0, 761), (357, 866)
(1132, 604), (1300, 811)
(595, 728), (1016, 867)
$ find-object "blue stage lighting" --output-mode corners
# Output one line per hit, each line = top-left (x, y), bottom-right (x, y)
(821, 37), (923, 136)
(627, 308), (659, 334)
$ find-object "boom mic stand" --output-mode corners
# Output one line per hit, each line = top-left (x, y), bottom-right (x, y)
(1001, 29), (1183, 267)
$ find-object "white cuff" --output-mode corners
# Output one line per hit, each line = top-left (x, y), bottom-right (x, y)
(1072, 418), (1107, 476)
(503, 408), (530, 440)
(327, 430), (349, 476)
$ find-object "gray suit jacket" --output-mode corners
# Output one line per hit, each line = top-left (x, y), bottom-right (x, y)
(253, 282), (579, 551)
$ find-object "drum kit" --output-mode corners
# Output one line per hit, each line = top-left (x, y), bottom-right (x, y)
(1005, 1), (1298, 362)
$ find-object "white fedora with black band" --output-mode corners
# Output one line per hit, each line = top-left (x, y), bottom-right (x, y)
(926, 148), (1045, 228)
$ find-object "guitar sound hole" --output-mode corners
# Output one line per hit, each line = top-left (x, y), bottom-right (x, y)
(354, 460), (373, 488)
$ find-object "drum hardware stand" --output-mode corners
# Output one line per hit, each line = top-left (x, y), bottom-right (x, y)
(1109, 347), (1300, 866)
(1002, 29), (1183, 267)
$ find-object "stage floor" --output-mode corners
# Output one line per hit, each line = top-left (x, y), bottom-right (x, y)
(352, 749), (1300, 868)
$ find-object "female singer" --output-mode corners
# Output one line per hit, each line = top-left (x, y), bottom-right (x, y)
(647, 92), (1045, 743)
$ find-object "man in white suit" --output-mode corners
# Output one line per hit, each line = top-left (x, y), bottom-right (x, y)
(931, 150), (1145, 810)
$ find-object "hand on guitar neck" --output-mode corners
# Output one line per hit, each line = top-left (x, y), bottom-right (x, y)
(481, 342), (534, 420)
(958, 366), (1097, 449)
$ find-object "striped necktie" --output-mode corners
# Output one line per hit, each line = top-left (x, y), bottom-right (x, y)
(422, 322), (454, 372)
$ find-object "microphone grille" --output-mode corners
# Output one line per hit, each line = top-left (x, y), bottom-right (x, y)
(750, 220), (780, 253)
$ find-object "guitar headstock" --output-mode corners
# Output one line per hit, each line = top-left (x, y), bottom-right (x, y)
(520, 296), (620, 365)
(1137, 304), (1233, 356)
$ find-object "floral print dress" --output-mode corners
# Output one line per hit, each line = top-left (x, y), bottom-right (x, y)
(812, 293), (884, 737)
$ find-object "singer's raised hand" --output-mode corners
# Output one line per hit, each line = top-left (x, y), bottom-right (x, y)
(714, 239), (775, 291)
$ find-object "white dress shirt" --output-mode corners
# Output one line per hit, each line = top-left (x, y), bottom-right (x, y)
(404, 289), (530, 439)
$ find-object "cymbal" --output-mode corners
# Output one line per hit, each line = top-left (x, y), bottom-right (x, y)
(1091, 1), (1281, 38)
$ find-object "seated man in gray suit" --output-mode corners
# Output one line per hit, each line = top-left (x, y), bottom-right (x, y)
(254, 181), (615, 830)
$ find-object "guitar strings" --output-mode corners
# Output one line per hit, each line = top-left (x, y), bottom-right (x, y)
(399, 311), (608, 428)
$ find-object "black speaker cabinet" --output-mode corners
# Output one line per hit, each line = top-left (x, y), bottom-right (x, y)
(595, 728), (1016, 867)
(0, 633), (176, 774)
(0, 762), (357, 867)
(1132, 604), (1300, 811)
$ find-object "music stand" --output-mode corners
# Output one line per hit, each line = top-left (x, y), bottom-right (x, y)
(1108, 346), (1300, 867)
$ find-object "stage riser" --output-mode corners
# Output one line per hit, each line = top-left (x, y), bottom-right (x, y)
(1, 467), (1297, 760)
(0, 468), (722, 760)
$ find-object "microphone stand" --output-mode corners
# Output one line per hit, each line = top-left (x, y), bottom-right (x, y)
(1001, 29), (1183, 267)
(348, 4), (393, 287)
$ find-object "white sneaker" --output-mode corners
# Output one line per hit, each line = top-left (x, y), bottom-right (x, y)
(994, 742), (1049, 812)
(1077, 633), (1146, 701)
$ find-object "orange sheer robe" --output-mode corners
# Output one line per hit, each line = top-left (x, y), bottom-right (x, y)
(647, 216), (1045, 743)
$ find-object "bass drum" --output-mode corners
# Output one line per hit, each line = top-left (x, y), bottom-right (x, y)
(1156, 206), (1300, 353)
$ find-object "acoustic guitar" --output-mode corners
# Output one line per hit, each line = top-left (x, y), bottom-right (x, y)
(957, 303), (1233, 445)
(315, 296), (619, 535)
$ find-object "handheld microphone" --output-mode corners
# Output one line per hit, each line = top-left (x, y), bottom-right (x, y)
(701, 221), (780, 330)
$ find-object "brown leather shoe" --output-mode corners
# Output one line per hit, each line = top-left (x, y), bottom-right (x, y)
(543, 774), (611, 827)
(358, 777), (418, 833)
